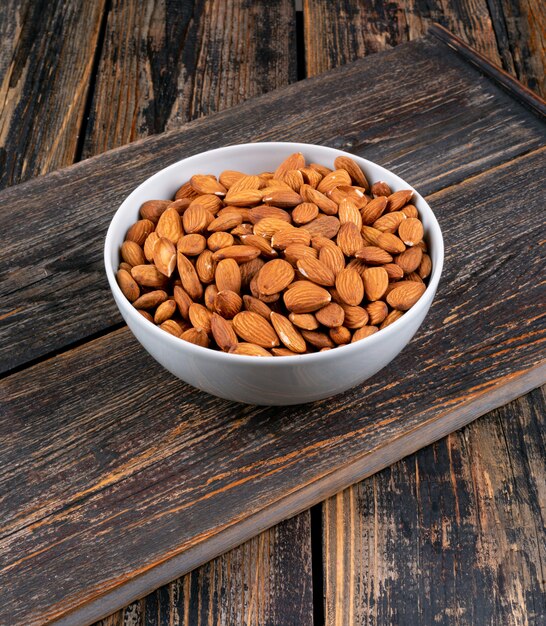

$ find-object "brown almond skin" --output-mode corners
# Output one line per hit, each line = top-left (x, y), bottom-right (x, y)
(301, 330), (335, 349)
(181, 327), (210, 347)
(232, 311), (280, 348)
(229, 343), (271, 356)
(257, 259), (295, 296)
(289, 312), (320, 330)
(283, 281), (331, 313)
(352, 326), (379, 341)
(215, 258), (242, 294)
(297, 257), (335, 287)
(173, 286), (192, 319)
(329, 325), (352, 345)
(214, 290), (243, 319)
(161, 319), (185, 338)
(243, 295), (273, 319)
(133, 289), (168, 310)
(139, 200), (170, 223)
(362, 267), (389, 302)
(340, 304), (369, 329)
(335, 268), (364, 307)
(121, 240), (145, 267)
(211, 313), (238, 352)
(154, 299), (177, 324)
(270, 312), (307, 353)
(117, 269), (140, 302)
(365, 301), (388, 325)
(126, 219), (155, 246)
(177, 253), (203, 300)
(189, 303), (213, 335)
(386, 282), (426, 311)
(315, 303), (345, 328)
(395, 246), (423, 274)
(130, 264), (167, 288)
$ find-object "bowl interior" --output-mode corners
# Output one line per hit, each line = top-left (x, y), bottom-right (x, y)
(105, 142), (444, 363)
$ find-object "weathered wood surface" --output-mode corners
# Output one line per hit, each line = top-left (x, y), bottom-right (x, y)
(1, 144), (545, 624)
(0, 0), (107, 189)
(323, 387), (546, 625)
(2, 36), (545, 373)
(303, 0), (545, 98)
(82, 0), (297, 158)
(97, 512), (313, 626)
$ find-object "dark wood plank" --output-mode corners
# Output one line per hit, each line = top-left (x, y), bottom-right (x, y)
(1, 148), (545, 625)
(303, 0), (503, 76)
(82, 0), (297, 158)
(0, 0), (107, 189)
(486, 0), (546, 98)
(1, 37), (545, 373)
(96, 512), (313, 626)
(322, 387), (546, 625)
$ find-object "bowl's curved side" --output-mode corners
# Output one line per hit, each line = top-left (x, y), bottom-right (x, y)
(105, 142), (444, 404)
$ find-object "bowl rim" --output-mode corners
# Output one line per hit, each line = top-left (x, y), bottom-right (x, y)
(105, 141), (444, 366)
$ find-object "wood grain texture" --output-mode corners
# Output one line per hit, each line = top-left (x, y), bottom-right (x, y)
(96, 512), (313, 626)
(1, 146), (544, 625)
(322, 387), (546, 625)
(1, 37), (545, 373)
(0, 0), (107, 188)
(487, 0), (546, 97)
(82, 0), (297, 158)
(303, 0), (503, 76)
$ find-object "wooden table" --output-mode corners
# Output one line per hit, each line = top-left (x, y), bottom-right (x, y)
(1, 2), (544, 625)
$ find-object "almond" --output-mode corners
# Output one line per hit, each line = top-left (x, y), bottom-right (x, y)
(207, 212), (243, 232)
(283, 281), (331, 313)
(212, 245), (261, 263)
(225, 189), (263, 206)
(248, 204), (292, 224)
(301, 330), (335, 349)
(398, 217), (424, 247)
(243, 295), (273, 319)
(190, 174), (227, 196)
(361, 225), (382, 246)
(161, 319), (185, 338)
(177, 253), (203, 300)
(211, 313), (238, 351)
(418, 253), (432, 279)
(195, 249), (216, 283)
(154, 237), (177, 277)
(310, 162), (332, 177)
(271, 228), (311, 250)
(144, 231), (159, 261)
(126, 219), (155, 246)
(300, 184), (338, 215)
(395, 246), (423, 273)
(380, 309), (404, 329)
(371, 181), (391, 197)
(299, 166), (323, 188)
(215, 258), (242, 294)
(282, 169), (305, 191)
(362, 267), (389, 301)
(339, 304), (369, 329)
(189, 303), (213, 334)
(253, 217), (293, 238)
(387, 189), (413, 212)
(154, 299), (177, 324)
(274, 152), (305, 179)
(138, 309), (153, 322)
(297, 256), (335, 286)
(319, 245), (345, 276)
(219, 170), (245, 189)
(317, 169), (352, 194)
(188, 194), (223, 214)
(181, 327), (210, 347)
(225, 175), (262, 199)
(361, 196), (387, 225)
(315, 302), (345, 328)
(337, 222), (363, 257)
(355, 246), (393, 265)
(373, 211), (406, 233)
(173, 285), (192, 319)
(133, 289), (168, 309)
(329, 326), (351, 345)
(335, 268), (364, 306)
(256, 259), (295, 295)
(208, 231), (234, 251)
(140, 200), (170, 222)
(365, 301), (388, 325)
(384, 263), (405, 280)
(121, 240), (145, 267)
(175, 182), (199, 200)
(338, 199), (362, 229)
(204, 284), (219, 310)
(401, 204), (419, 218)
(377, 232), (406, 254)
(177, 234), (206, 256)
(229, 343), (271, 356)
(292, 202), (319, 225)
(116, 269), (140, 302)
(386, 282), (426, 310)
(284, 244), (318, 265)
(262, 189), (303, 208)
(303, 215), (340, 238)
(233, 311), (279, 347)
(271, 348), (299, 357)
(270, 312), (307, 353)
(352, 326), (379, 341)
(240, 234), (278, 258)
(334, 156), (369, 189)
(240, 257), (265, 288)
(289, 312), (319, 330)
(130, 264), (167, 288)
(214, 290), (242, 319)
(182, 205), (211, 234)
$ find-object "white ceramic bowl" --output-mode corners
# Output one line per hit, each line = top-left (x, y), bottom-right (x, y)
(105, 142), (443, 405)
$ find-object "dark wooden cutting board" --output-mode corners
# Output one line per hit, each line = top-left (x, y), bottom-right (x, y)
(1, 29), (545, 625)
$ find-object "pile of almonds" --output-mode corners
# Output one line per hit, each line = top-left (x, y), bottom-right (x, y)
(116, 153), (432, 356)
